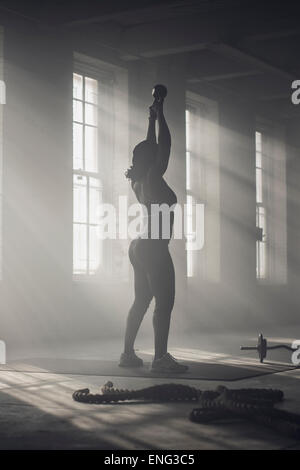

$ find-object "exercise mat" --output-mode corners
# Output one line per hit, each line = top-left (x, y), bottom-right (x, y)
(0, 357), (296, 381)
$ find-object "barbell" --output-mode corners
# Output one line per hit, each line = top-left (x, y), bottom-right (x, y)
(241, 333), (299, 363)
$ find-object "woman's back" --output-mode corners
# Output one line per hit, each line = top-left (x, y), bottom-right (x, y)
(133, 172), (177, 207)
(133, 172), (177, 241)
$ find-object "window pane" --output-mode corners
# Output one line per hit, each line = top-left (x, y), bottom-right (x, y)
(256, 150), (262, 169)
(73, 175), (87, 223)
(259, 206), (266, 236)
(186, 194), (194, 236)
(186, 151), (191, 191)
(73, 223), (87, 274)
(85, 126), (98, 172)
(259, 241), (266, 278)
(186, 194), (194, 277)
(256, 206), (266, 279)
(89, 177), (102, 225)
(256, 131), (262, 152)
(186, 111), (191, 151)
(85, 77), (98, 104)
(85, 103), (98, 126)
(73, 99), (83, 123)
(73, 73), (83, 100)
(73, 123), (83, 169)
(186, 85), (195, 280)
(89, 225), (101, 274)
(185, 109), (190, 125)
(256, 168), (262, 203)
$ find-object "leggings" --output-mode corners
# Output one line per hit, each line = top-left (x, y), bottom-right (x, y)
(124, 238), (175, 360)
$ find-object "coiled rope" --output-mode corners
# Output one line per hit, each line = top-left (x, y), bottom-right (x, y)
(72, 382), (300, 439)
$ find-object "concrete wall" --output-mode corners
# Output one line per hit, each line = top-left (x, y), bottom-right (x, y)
(2, 27), (73, 347)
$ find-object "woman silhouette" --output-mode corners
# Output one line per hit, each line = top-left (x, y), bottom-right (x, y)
(119, 88), (188, 373)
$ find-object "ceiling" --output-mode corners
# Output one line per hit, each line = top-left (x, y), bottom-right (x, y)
(0, 0), (299, 120)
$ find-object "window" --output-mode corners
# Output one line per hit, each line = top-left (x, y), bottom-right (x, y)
(73, 73), (103, 276)
(0, 27), (4, 280)
(185, 93), (220, 281)
(255, 126), (287, 283)
(72, 53), (129, 280)
(256, 131), (266, 279)
(185, 107), (195, 277)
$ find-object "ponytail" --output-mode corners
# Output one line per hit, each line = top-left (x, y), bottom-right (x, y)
(125, 164), (139, 183)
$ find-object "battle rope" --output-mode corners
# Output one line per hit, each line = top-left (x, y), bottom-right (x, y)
(72, 382), (300, 439)
(73, 382), (201, 403)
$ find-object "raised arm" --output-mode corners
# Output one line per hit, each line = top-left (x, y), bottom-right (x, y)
(146, 106), (157, 143)
(155, 103), (171, 175)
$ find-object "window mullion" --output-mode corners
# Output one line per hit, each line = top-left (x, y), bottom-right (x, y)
(87, 175), (90, 275)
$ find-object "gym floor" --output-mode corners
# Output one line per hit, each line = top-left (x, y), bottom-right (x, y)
(0, 333), (299, 450)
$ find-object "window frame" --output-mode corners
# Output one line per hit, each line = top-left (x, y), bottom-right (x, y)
(185, 92), (220, 282)
(72, 64), (114, 280)
(255, 123), (287, 284)
(72, 52), (129, 283)
(255, 130), (267, 280)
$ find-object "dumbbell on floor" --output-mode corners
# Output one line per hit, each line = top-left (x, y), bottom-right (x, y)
(240, 333), (299, 363)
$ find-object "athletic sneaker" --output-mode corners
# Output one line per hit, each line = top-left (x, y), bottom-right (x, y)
(151, 353), (189, 374)
(119, 351), (143, 368)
